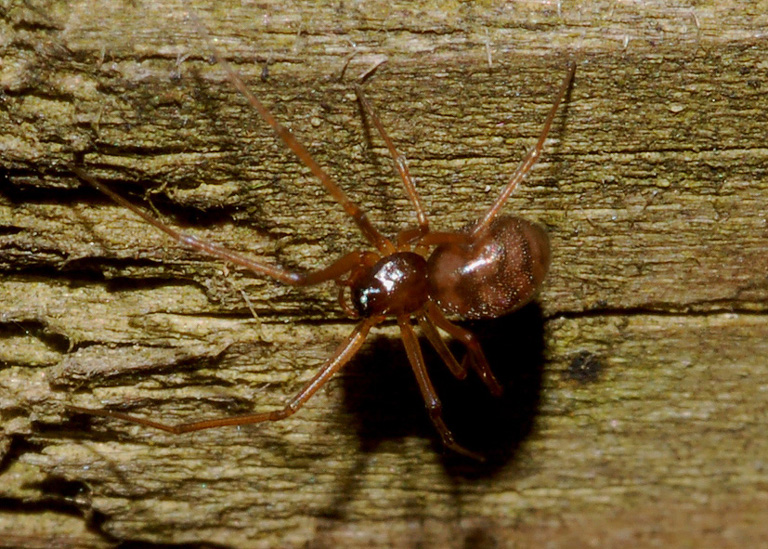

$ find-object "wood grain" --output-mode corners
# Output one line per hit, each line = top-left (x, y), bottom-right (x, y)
(1, 0), (767, 546)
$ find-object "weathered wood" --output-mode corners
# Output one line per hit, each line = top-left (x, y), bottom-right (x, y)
(1, 0), (767, 546)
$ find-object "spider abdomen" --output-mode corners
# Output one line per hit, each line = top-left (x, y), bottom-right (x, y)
(427, 215), (551, 319)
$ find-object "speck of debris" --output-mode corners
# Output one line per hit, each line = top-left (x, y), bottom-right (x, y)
(566, 351), (603, 383)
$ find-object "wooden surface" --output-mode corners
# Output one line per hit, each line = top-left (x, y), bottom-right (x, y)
(1, 0), (767, 547)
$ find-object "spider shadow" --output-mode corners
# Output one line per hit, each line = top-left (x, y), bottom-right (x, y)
(340, 302), (546, 476)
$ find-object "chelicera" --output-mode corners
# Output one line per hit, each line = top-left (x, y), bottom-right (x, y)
(68, 50), (574, 460)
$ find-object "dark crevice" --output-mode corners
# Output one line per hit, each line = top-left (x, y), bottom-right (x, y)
(1, 86), (89, 106)
(559, 144), (768, 157)
(0, 269), (103, 286)
(0, 435), (228, 547)
(5, 165), (276, 233)
(547, 303), (768, 321)
(0, 495), (88, 519)
(2, 264), (220, 295)
(0, 436), (44, 475)
(0, 438), (91, 518)
(11, 18), (63, 33)
(0, 320), (72, 355)
(78, 143), (194, 158)
(117, 540), (229, 549)
(0, 225), (23, 237)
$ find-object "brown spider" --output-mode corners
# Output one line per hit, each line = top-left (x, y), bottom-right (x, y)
(68, 51), (575, 460)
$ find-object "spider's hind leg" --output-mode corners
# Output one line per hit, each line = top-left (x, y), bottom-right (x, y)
(397, 315), (484, 461)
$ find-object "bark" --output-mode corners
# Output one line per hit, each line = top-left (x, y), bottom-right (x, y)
(1, 0), (767, 547)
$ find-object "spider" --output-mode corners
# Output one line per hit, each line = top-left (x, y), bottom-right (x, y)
(67, 50), (575, 460)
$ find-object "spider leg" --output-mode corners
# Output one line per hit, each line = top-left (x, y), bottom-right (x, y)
(355, 84), (429, 234)
(473, 62), (575, 237)
(187, 13), (392, 253)
(71, 166), (373, 286)
(416, 312), (467, 380)
(67, 317), (378, 434)
(426, 303), (503, 396)
(397, 315), (483, 461)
